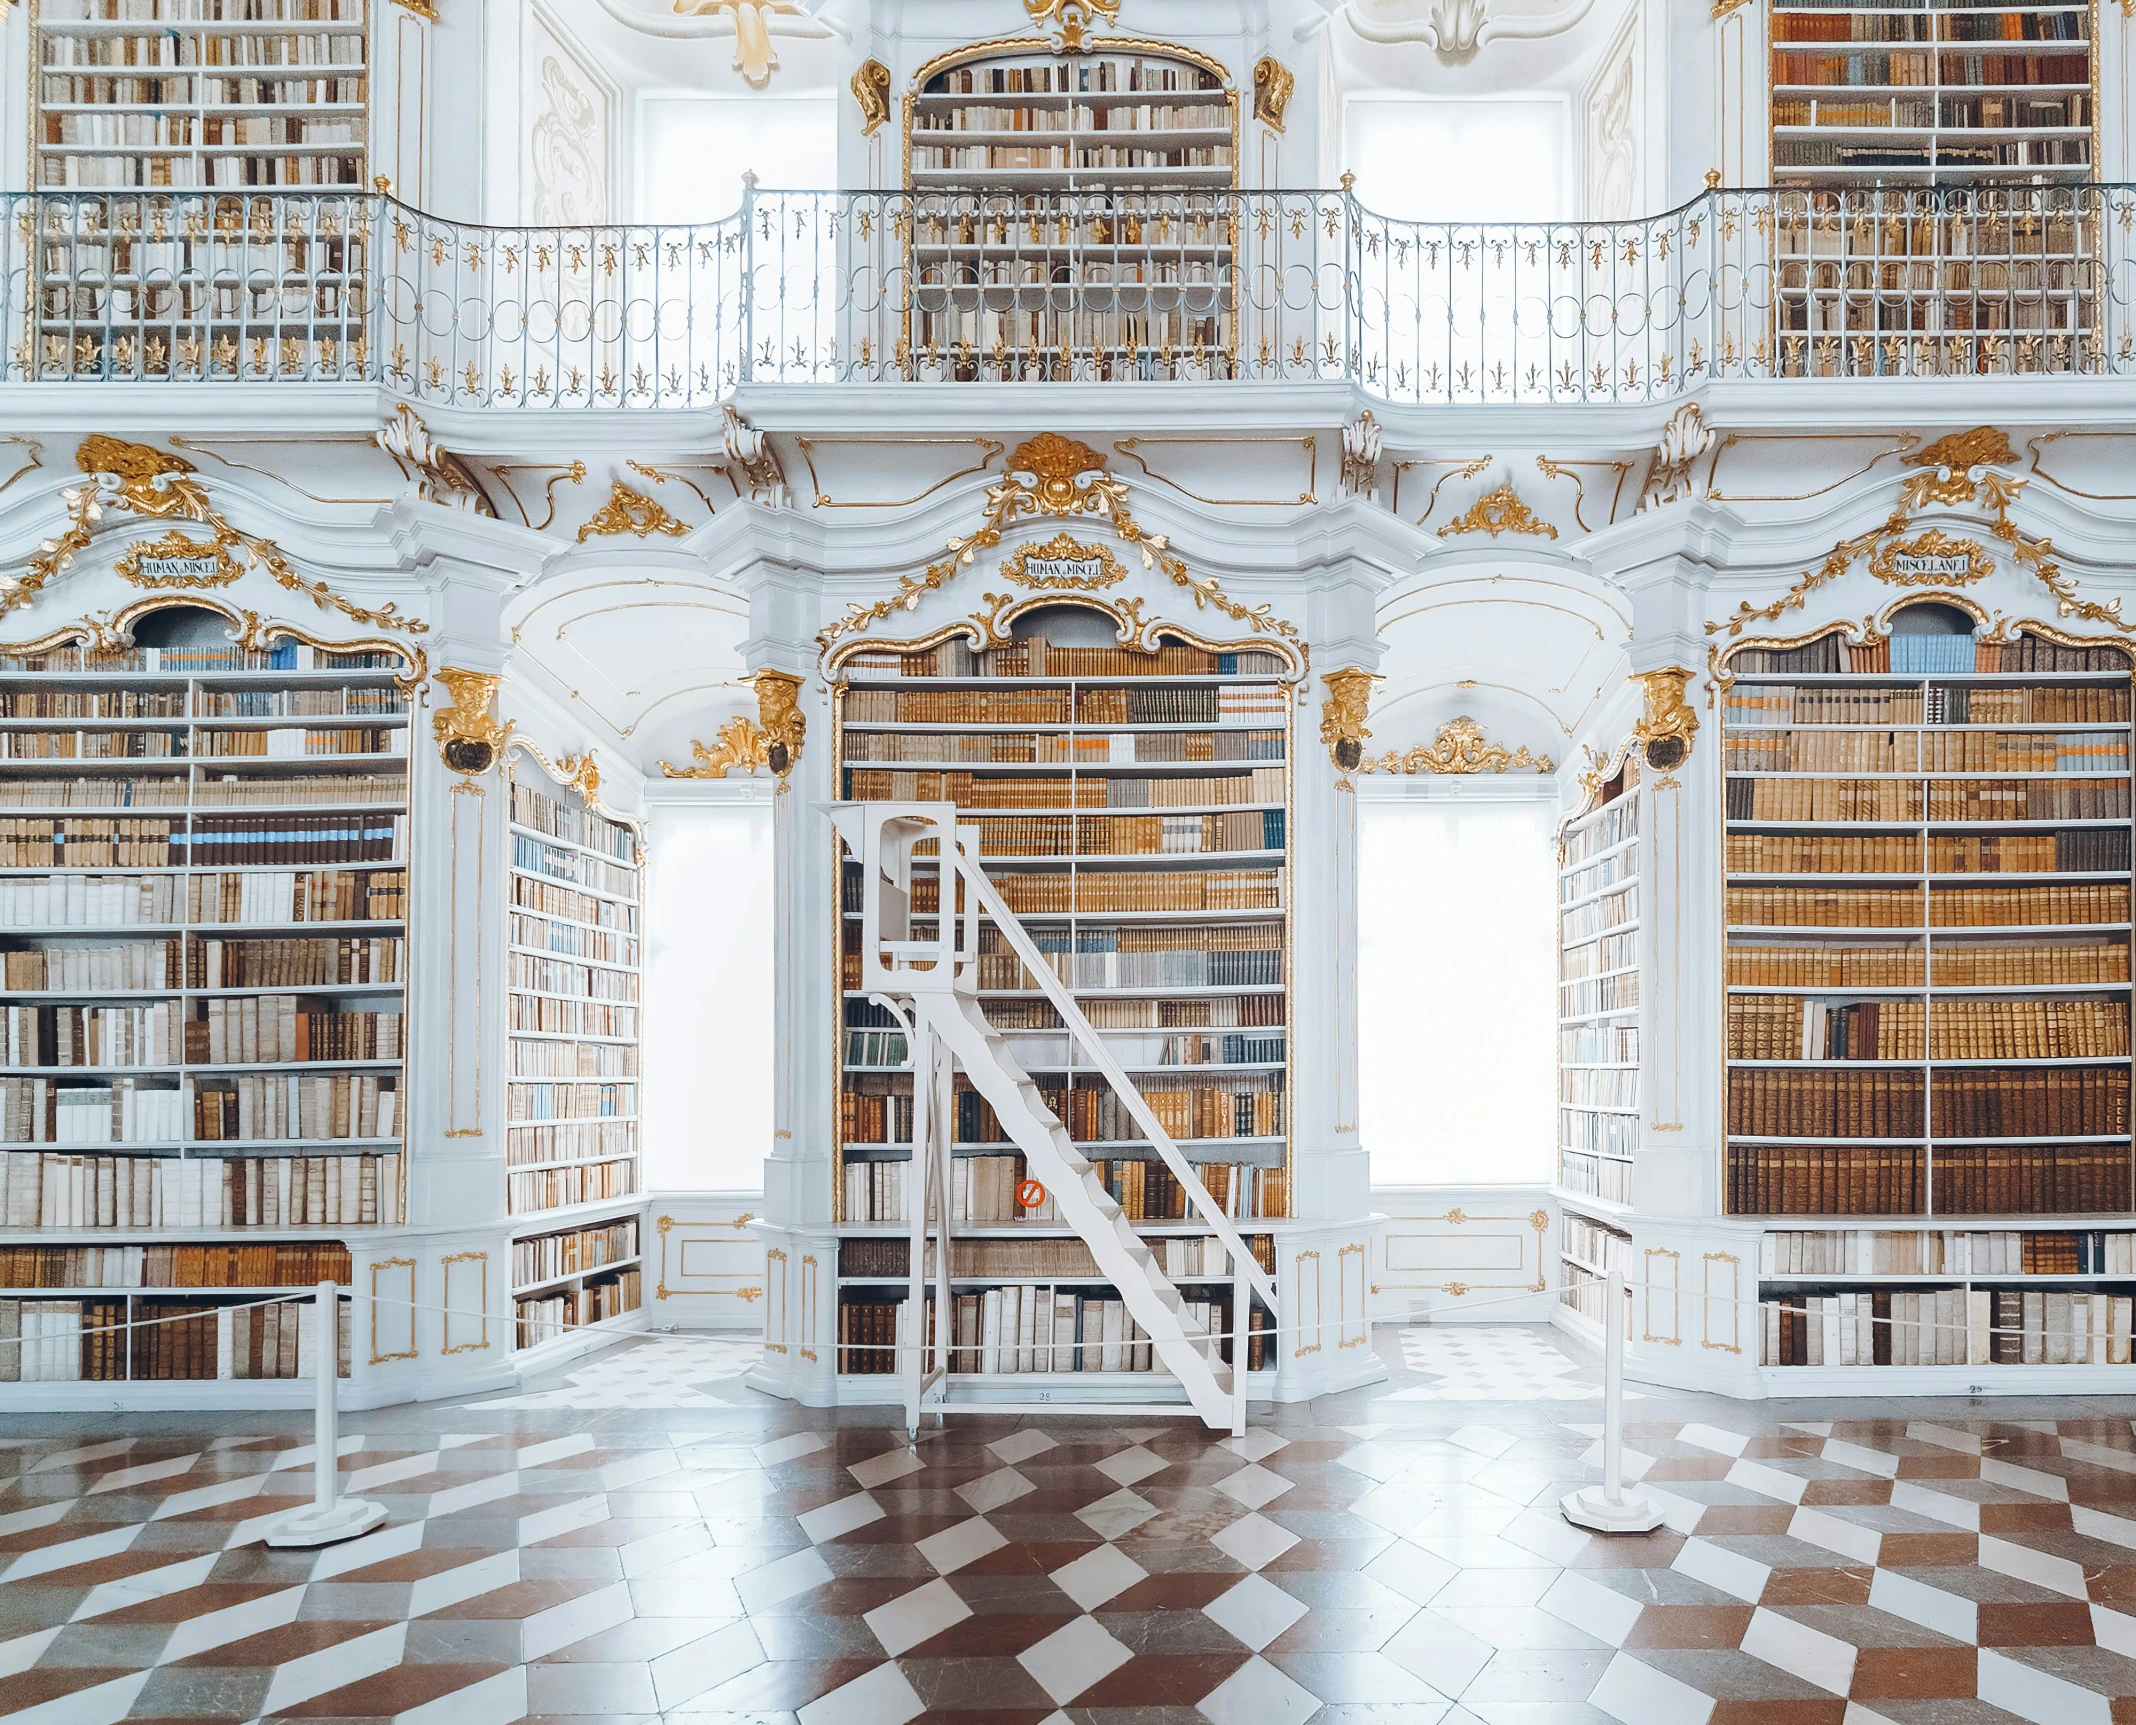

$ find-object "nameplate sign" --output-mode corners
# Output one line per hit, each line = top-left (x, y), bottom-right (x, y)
(1889, 551), (1975, 582)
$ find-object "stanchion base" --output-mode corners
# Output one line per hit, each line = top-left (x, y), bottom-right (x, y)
(1561, 1485), (1666, 1535)
(265, 1498), (387, 1548)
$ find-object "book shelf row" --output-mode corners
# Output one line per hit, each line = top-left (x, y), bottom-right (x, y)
(1727, 1140), (2129, 1216)
(1, 1296), (350, 1384)
(0, 1239), (349, 1288)
(846, 730), (1284, 765)
(2, 1148), (400, 1228)
(515, 1270), (641, 1351)
(1764, 1290), (2131, 1367)
(1726, 777), (2129, 822)
(837, 1288), (1270, 1377)
(1763, 1226), (2134, 1277)
(512, 1218), (639, 1294)
(1729, 994), (2127, 1060)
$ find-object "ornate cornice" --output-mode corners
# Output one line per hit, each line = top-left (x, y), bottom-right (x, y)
(661, 716), (772, 780)
(1359, 716), (1553, 776)
(1436, 482), (1557, 540)
(577, 481), (690, 542)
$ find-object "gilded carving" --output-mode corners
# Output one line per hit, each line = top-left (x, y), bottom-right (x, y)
(1908, 425), (2014, 477)
(375, 403), (493, 514)
(75, 434), (210, 518)
(1340, 412), (1381, 502)
(432, 668), (513, 776)
(752, 669), (808, 776)
(577, 480), (690, 543)
(723, 405), (789, 504)
(999, 533), (1126, 590)
(1633, 668), (1698, 771)
(113, 526), (244, 590)
(1867, 527), (1994, 587)
(1319, 668), (1378, 771)
(1359, 715), (1554, 776)
(1253, 55), (1295, 130)
(660, 716), (772, 779)
(1637, 401), (1714, 511)
(852, 59), (892, 136)
(1026, 0), (1118, 51)
(1436, 482), (1558, 540)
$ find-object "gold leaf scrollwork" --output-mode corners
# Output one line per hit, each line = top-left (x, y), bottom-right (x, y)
(576, 480), (690, 543)
(432, 668), (512, 776)
(1319, 668), (1378, 771)
(752, 669), (807, 776)
(113, 525), (244, 590)
(75, 434), (211, 519)
(1436, 482), (1558, 540)
(660, 716), (772, 779)
(851, 58), (892, 136)
(1867, 527), (1994, 588)
(1025, 0), (1118, 51)
(998, 533), (1126, 590)
(1358, 716), (1554, 777)
(1633, 668), (1698, 772)
(1253, 55), (1295, 131)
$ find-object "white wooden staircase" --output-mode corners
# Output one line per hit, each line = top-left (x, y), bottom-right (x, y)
(834, 802), (1280, 1434)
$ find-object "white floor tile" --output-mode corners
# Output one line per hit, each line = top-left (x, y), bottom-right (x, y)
(391, 1662), (527, 1725)
(736, 1545), (835, 1613)
(864, 1576), (972, 1656)
(850, 1446), (925, 1489)
(1725, 1459), (1808, 1505)
(310, 1518), (425, 1581)
(957, 1467), (1035, 1513)
(1050, 1542), (1146, 1611)
(650, 1620), (769, 1710)
(2090, 1604), (2136, 1660)
(1788, 1506), (1882, 1566)
(1981, 1535), (2090, 1599)
(1978, 1648), (2113, 1725)
(1, 1668), (150, 1725)
(0, 1627), (60, 1678)
(988, 1429), (1057, 1465)
(156, 1584), (305, 1664)
(515, 1493), (609, 1547)
(1868, 1569), (1978, 1644)
(1204, 1572), (1308, 1651)
(917, 1515), (1007, 1574)
(1981, 1458), (2071, 1502)
(410, 1550), (520, 1619)
(1076, 1487), (1160, 1541)
(1222, 1429), (1290, 1464)
(752, 1431), (828, 1467)
(1590, 1651), (1716, 1725)
(1539, 1570), (1643, 1647)
(797, 1657), (926, 1725)
(1676, 1424), (1751, 1458)
(798, 1491), (885, 1544)
(514, 1434), (596, 1468)
(1197, 1653), (1322, 1725)
(1447, 1425), (1519, 1459)
(258, 1622), (409, 1716)
(1017, 1613), (1134, 1705)
(83, 1454), (198, 1496)
(1890, 1480), (1980, 1531)
(1821, 1439), (1900, 1479)
(1215, 1462), (1293, 1511)
(68, 1552), (218, 1622)
(521, 1578), (632, 1661)
(1671, 1537), (1771, 1604)
(1210, 1511), (1301, 1571)
(1095, 1444), (1168, 1486)
(1742, 1606), (1858, 1696)
(1906, 1423), (1984, 1455)
(0, 1523), (141, 1584)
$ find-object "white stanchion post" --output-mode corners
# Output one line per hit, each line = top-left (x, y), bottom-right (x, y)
(267, 1281), (387, 1548)
(1561, 1269), (1664, 1534)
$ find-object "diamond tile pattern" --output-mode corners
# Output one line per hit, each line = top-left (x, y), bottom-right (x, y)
(3, 1325), (2136, 1722)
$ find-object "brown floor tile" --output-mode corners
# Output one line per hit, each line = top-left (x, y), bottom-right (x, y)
(1877, 1534), (1980, 1569)
(1626, 1604), (1756, 1649)
(1074, 1651), (1251, 1707)
(1846, 1645), (1980, 1699)
(1760, 1567), (1874, 1607)
(1976, 1601), (2098, 1646)
(1710, 1701), (1847, 1725)
(1693, 1506), (1796, 1537)
(277, 1661), (511, 1717)
(1977, 1504), (2074, 1535)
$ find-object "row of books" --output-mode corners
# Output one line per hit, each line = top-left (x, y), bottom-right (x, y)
(0, 814), (407, 868)
(0, 1297), (350, 1383)
(505, 1082), (633, 1124)
(1724, 733), (2131, 773)
(1560, 851), (1636, 904)
(853, 641), (1284, 680)
(1563, 799), (1638, 868)
(0, 731), (186, 761)
(515, 1269), (642, 1347)
(1559, 1149), (1633, 1203)
(846, 730), (1284, 765)
(512, 835), (637, 901)
(1562, 891), (1638, 945)
(844, 687), (1283, 726)
(842, 1153), (1056, 1226)
(510, 1038), (638, 1080)
(1727, 883), (2130, 928)
(1773, 10), (2085, 44)
(967, 946), (1282, 992)
(509, 997), (638, 1038)
(513, 1219), (638, 1289)
(846, 769), (1287, 810)
(188, 935), (401, 987)
(1561, 1214), (1632, 1274)
(1561, 1070), (1638, 1108)
(1764, 1291), (2132, 1369)
(2, 1003), (181, 1069)
(34, 155), (370, 189)
(989, 1030), (1284, 1069)
(1726, 1142), (2130, 1216)
(193, 868), (405, 925)
(507, 954), (640, 1003)
(1560, 1024), (1639, 1064)
(838, 1233), (1274, 1279)
(1731, 995), (2131, 1061)
(913, 103), (1230, 138)
(1941, 998), (2126, 1059)
(35, 73), (369, 104)
(1562, 932), (1637, 984)
(0, 644), (389, 674)
(191, 727), (402, 759)
(507, 1160), (637, 1214)
(1761, 1227), (2135, 1277)
(506, 1122), (636, 1169)
(1728, 636), (2128, 680)
(1561, 1109), (1637, 1155)
(923, 868), (1285, 914)
(1728, 1067), (2133, 1137)
(510, 874), (638, 934)
(1727, 831), (2131, 875)
(193, 1073), (399, 1143)
(1772, 49), (2091, 89)
(837, 1289), (1266, 1376)
(906, 811), (1286, 857)
(2, 1150), (400, 1228)
(927, 56), (1225, 94)
(511, 911), (637, 969)
(914, 144), (1232, 171)
(203, 996), (401, 1063)
(1730, 997), (1916, 1061)
(0, 1240), (351, 1289)
(1726, 776), (2134, 822)
(510, 781), (636, 865)
(0, 940), (175, 992)
(1726, 940), (2128, 987)
(1559, 972), (1640, 1019)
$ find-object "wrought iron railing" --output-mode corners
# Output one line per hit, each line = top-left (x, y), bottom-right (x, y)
(3, 182), (2129, 406)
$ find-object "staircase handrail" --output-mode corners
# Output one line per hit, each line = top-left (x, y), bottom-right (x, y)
(947, 837), (1282, 1317)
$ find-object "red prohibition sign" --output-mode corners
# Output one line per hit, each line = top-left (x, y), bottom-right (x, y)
(1016, 1179), (1047, 1210)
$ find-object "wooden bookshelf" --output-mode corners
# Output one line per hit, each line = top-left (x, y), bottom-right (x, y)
(505, 767), (642, 1352)
(904, 40), (1238, 376)
(830, 610), (1290, 1388)
(0, 602), (408, 1386)
(33, 0), (369, 192)
(1721, 605), (2136, 1370)
(1558, 758), (1640, 1219)
(1770, 1), (2093, 184)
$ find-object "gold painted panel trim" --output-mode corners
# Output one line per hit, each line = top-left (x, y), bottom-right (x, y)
(799, 1253), (820, 1364)
(1702, 1252), (1744, 1355)
(1112, 435), (1317, 507)
(796, 436), (1004, 509)
(1642, 1246), (1682, 1346)
(441, 1251), (491, 1355)
(370, 1257), (419, 1364)
(1293, 1249), (1322, 1357)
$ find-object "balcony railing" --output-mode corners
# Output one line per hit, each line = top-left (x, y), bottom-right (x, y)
(4, 182), (2130, 407)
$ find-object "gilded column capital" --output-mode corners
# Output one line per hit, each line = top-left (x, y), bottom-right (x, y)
(1632, 668), (1698, 772)
(1319, 668), (1380, 771)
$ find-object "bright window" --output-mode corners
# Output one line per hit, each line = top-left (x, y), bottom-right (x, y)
(1344, 96), (1569, 224)
(634, 92), (837, 222)
(1359, 793), (1558, 1186)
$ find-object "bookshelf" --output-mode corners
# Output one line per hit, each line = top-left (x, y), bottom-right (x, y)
(33, 0), (370, 192)
(505, 765), (644, 1357)
(1721, 601), (2135, 1376)
(830, 607), (1289, 1392)
(0, 601), (409, 1387)
(1558, 755), (1641, 1229)
(1769, 1), (2094, 184)
(905, 39), (1239, 377)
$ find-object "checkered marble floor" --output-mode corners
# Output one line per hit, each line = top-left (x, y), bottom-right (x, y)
(4, 1323), (2136, 1724)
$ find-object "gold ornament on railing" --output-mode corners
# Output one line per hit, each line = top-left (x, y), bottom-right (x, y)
(1632, 669), (1698, 772)
(1358, 716), (1554, 776)
(751, 669), (807, 776)
(1319, 668), (1379, 771)
(432, 668), (512, 776)
(660, 716), (772, 780)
